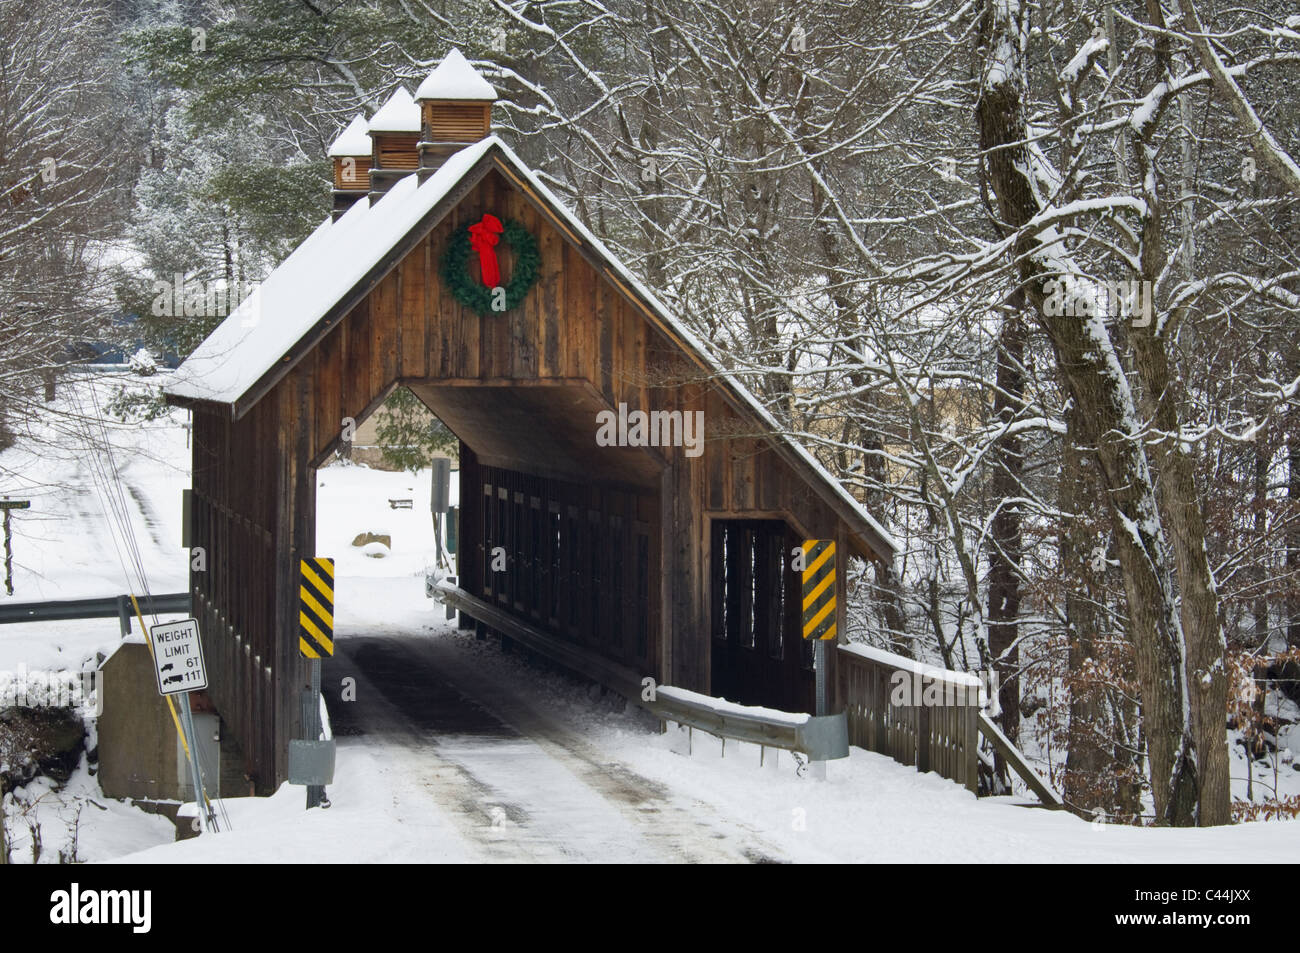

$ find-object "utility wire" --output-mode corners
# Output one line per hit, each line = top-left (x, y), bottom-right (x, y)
(69, 375), (230, 832)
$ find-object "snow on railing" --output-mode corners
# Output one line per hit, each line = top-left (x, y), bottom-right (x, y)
(837, 643), (982, 794)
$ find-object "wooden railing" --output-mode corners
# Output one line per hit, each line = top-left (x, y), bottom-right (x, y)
(837, 643), (982, 794)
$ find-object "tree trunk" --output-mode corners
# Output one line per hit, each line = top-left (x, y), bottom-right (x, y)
(1290, 429), (1300, 653)
(1125, 119), (1232, 825)
(1282, 429), (1300, 707)
(976, 0), (1198, 824)
(988, 310), (1025, 789)
(1253, 423), (1269, 650)
(1125, 328), (1230, 824)
(1062, 401), (1111, 813)
(0, 779), (7, 864)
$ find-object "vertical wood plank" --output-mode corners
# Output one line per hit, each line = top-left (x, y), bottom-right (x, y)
(400, 240), (427, 379)
(538, 197), (563, 379)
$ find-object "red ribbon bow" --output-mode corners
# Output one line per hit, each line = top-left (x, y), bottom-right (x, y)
(467, 214), (505, 287)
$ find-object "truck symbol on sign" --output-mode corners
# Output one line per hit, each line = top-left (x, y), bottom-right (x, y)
(163, 674), (186, 686)
(160, 663), (174, 673)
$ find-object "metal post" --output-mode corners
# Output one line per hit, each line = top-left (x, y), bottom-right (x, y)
(811, 640), (828, 780)
(431, 460), (451, 571)
(306, 658), (325, 808)
(117, 596), (132, 637)
(3, 509), (12, 596)
(177, 693), (213, 832)
(815, 640), (827, 716)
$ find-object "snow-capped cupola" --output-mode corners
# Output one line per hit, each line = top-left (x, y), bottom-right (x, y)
(415, 48), (497, 179)
(367, 86), (422, 198)
(327, 113), (372, 220)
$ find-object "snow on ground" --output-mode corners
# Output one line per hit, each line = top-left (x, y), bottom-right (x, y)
(4, 755), (175, 864)
(314, 458), (458, 584)
(0, 373), (194, 862)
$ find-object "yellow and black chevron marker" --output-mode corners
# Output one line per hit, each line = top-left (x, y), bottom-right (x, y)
(299, 557), (335, 658)
(801, 539), (836, 641)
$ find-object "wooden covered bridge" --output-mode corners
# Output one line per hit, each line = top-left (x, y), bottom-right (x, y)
(164, 51), (899, 792)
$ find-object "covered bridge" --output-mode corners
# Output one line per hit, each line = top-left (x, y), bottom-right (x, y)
(164, 50), (896, 791)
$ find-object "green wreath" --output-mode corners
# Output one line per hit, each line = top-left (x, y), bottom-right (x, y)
(440, 217), (540, 315)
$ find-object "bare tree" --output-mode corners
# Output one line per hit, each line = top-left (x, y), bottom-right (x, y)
(0, 0), (132, 443)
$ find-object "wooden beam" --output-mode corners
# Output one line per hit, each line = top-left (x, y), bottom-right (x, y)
(978, 711), (1065, 808)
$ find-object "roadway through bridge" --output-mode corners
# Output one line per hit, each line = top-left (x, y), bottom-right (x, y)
(321, 623), (787, 863)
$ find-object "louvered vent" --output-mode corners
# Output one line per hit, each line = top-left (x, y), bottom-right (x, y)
(333, 156), (372, 191)
(374, 134), (420, 170)
(422, 101), (491, 143)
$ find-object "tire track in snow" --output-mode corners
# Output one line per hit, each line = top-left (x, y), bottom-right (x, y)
(420, 636), (788, 863)
(324, 630), (785, 863)
(324, 636), (569, 861)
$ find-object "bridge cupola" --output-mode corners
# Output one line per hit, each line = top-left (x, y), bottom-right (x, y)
(327, 114), (371, 221)
(415, 48), (497, 179)
(367, 86), (421, 199)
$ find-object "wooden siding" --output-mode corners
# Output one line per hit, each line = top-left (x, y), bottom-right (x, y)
(373, 133), (420, 170)
(461, 453), (660, 674)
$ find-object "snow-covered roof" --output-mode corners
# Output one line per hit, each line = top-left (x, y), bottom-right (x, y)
(368, 86), (420, 133)
(164, 135), (897, 557)
(327, 114), (371, 157)
(165, 138), (495, 407)
(416, 48), (497, 101)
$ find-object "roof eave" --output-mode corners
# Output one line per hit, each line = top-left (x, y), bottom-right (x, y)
(228, 149), (501, 420)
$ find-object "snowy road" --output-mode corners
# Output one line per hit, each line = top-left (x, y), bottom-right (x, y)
(322, 629), (787, 863)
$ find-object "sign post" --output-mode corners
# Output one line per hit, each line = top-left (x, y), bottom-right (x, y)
(147, 617), (214, 831)
(430, 459), (451, 570)
(801, 539), (837, 780)
(0, 499), (30, 596)
(295, 557), (336, 808)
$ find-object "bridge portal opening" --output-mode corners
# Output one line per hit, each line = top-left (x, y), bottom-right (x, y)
(404, 380), (666, 683)
(172, 135), (889, 790)
(310, 379), (668, 701)
(312, 386), (456, 619)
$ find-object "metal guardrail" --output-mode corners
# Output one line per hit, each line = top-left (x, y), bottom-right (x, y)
(652, 686), (848, 761)
(0, 592), (191, 636)
(434, 578), (644, 699)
